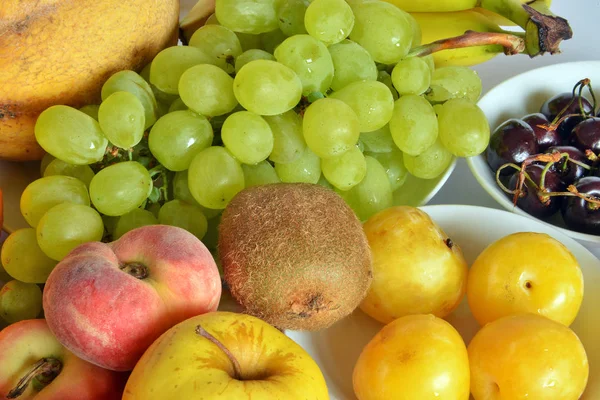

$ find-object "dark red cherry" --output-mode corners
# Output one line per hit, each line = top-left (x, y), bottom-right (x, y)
(540, 92), (593, 121)
(508, 164), (564, 218)
(545, 145), (591, 185)
(561, 176), (600, 235)
(570, 117), (600, 153)
(522, 113), (560, 151)
(486, 119), (538, 175)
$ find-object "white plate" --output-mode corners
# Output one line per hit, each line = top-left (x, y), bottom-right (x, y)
(467, 61), (600, 247)
(280, 205), (600, 399)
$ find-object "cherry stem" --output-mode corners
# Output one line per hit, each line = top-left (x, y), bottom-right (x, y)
(408, 30), (525, 58)
(544, 185), (600, 210)
(545, 79), (594, 133)
(7, 358), (62, 399)
(495, 163), (540, 196)
(195, 325), (242, 380)
(586, 150), (599, 162)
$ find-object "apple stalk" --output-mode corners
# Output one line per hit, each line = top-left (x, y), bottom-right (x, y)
(7, 358), (62, 399)
(195, 325), (243, 380)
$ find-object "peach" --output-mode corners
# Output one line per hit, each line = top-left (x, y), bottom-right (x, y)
(0, 319), (127, 399)
(43, 225), (222, 371)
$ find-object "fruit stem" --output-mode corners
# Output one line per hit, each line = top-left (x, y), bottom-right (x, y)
(495, 163), (540, 195)
(544, 79), (593, 132)
(407, 30), (525, 58)
(7, 358), (62, 399)
(119, 262), (149, 279)
(544, 185), (600, 210)
(195, 325), (242, 380)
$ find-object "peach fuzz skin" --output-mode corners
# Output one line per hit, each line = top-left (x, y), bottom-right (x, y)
(42, 225), (222, 371)
(0, 319), (128, 399)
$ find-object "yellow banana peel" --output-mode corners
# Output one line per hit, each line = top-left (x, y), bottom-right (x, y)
(381, 0), (551, 13)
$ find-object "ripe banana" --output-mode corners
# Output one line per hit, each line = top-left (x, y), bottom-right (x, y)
(410, 10), (508, 67)
(381, 0), (551, 13)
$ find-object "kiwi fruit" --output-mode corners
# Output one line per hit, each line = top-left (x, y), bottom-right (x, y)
(218, 183), (373, 331)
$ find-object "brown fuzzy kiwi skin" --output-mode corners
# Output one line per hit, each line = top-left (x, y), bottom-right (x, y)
(218, 183), (373, 331)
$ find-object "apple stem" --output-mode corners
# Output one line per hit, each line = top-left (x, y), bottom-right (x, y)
(119, 262), (149, 279)
(7, 358), (62, 399)
(195, 325), (243, 380)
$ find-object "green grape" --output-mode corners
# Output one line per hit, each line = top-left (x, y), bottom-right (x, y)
(274, 146), (321, 184)
(437, 98), (490, 157)
(356, 140), (365, 153)
(34, 105), (108, 165)
(149, 46), (214, 95)
(389, 95), (438, 156)
(321, 145), (366, 191)
(425, 66), (482, 104)
(360, 125), (395, 153)
(317, 174), (334, 190)
(40, 153), (56, 175)
(330, 80), (394, 132)
(168, 97), (188, 113)
(423, 55), (435, 76)
(149, 110), (214, 171)
(20, 175), (90, 227)
(264, 110), (306, 164)
(274, 35), (334, 95)
(113, 208), (158, 240)
(221, 111), (274, 164)
(260, 29), (288, 53)
(102, 214), (119, 236)
(206, 13), (220, 25)
(403, 139), (454, 179)
(377, 71), (399, 101)
(101, 70), (158, 129)
(158, 200), (208, 240)
(189, 25), (243, 74)
(348, 1), (413, 64)
(215, 0), (279, 34)
(43, 159), (95, 187)
(173, 170), (222, 219)
(0, 280), (43, 324)
(98, 91), (146, 149)
(242, 161), (281, 187)
(337, 156), (393, 221)
(328, 40), (378, 91)
(37, 203), (104, 261)
(202, 214), (221, 255)
(89, 161), (152, 216)
(303, 98), (360, 158)
(391, 57), (431, 96)
(237, 32), (262, 51)
(367, 149), (408, 191)
(405, 11), (422, 48)
(1, 228), (57, 283)
(277, 0), (308, 36)
(235, 49), (275, 73)
(188, 146), (245, 209)
(304, 0), (354, 46)
(79, 105), (100, 120)
(179, 64), (238, 117)
(233, 60), (302, 116)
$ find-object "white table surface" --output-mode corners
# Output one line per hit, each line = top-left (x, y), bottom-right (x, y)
(429, 0), (600, 257)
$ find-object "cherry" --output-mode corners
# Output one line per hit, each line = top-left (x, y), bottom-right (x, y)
(570, 117), (600, 153)
(486, 119), (538, 175)
(522, 113), (561, 151)
(545, 146), (591, 185)
(508, 164), (564, 218)
(540, 92), (594, 141)
(561, 176), (600, 235)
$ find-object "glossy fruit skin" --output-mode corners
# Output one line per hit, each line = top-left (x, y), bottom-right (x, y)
(545, 145), (591, 185)
(467, 232), (583, 327)
(353, 314), (470, 400)
(360, 206), (468, 324)
(561, 176), (600, 234)
(486, 118), (538, 174)
(570, 117), (600, 153)
(468, 314), (589, 400)
(522, 113), (560, 151)
(508, 164), (564, 218)
(540, 92), (594, 141)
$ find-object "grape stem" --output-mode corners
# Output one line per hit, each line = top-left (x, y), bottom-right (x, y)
(148, 164), (170, 204)
(408, 30), (525, 58)
(7, 358), (62, 399)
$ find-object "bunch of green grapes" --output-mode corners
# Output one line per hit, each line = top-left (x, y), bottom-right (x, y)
(1, 0), (492, 323)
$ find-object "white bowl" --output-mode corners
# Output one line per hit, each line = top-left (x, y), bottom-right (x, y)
(467, 60), (600, 246)
(280, 204), (600, 399)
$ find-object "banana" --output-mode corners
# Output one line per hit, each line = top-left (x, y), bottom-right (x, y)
(410, 10), (508, 67)
(380, 0), (551, 13)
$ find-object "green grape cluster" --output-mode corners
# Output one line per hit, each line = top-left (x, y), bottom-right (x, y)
(2, 0), (492, 310)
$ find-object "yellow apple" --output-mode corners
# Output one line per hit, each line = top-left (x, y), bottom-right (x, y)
(467, 232), (584, 327)
(123, 311), (329, 399)
(360, 206), (468, 324)
(353, 314), (470, 400)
